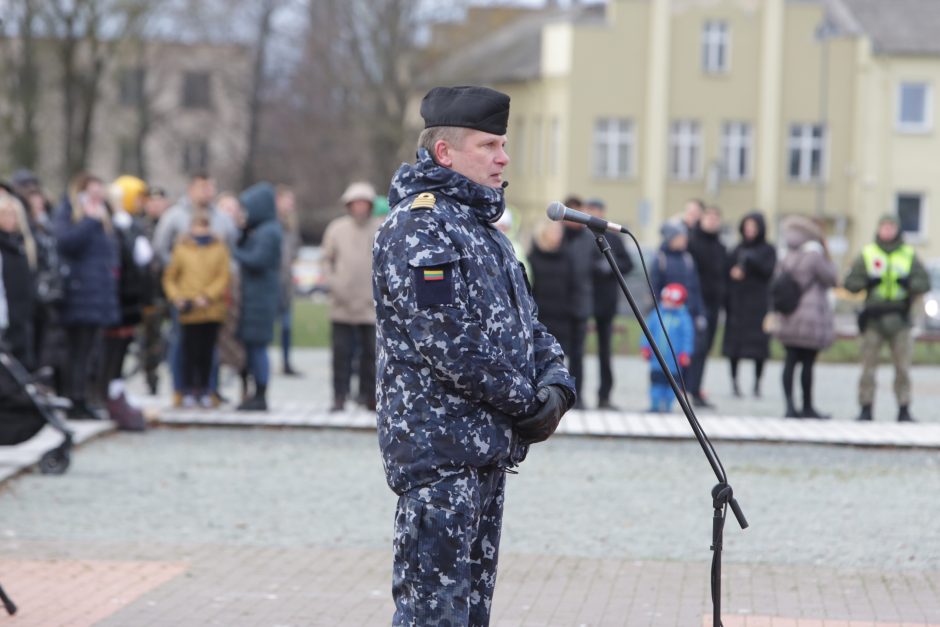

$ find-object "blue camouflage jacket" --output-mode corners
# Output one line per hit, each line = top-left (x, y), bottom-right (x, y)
(373, 149), (575, 495)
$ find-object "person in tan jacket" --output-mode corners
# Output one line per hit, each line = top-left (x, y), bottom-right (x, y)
(162, 210), (231, 408)
(321, 181), (380, 411)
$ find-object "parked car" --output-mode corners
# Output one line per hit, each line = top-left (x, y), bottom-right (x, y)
(920, 259), (940, 333)
(292, 246), (328, 297)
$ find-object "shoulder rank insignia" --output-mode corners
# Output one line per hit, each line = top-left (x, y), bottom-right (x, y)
(410, 192), (436, 211)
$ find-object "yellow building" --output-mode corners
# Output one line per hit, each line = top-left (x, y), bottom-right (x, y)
(433, 0), (940, 265)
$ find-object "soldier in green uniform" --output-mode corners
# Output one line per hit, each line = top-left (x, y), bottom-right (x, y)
(843, 214), (931, 422)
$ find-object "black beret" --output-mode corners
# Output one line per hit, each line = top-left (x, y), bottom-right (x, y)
(420, 85), (510, 136)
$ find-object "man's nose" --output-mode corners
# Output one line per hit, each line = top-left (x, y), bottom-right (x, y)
(496, 147), (510, 166)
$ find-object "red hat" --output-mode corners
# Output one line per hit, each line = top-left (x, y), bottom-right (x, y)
(661, 283), (688, 306)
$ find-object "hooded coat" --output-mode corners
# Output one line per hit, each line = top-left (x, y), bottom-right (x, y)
(54, 198), (120, 328)
(0, 230), (35, 366)
(773, 215), (838, 350)
(373, 149), (575, 496)
(233, 183), (283, 345)
(722, 212), (776, 360)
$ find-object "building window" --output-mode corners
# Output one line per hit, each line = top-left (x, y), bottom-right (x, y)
(701, 21), (729, 74)
(897, 193), (926, 238)
(182, 140), (209, 174)
(532, 116), (543, 176)
(118, 67), (145, 107)
(547, 117), (560, 176)
(787, 123), (825, 182)
(669, 120), (701, 181)
(721, 121), (752, 182)
(593, 118), (634, 179)
(118, 139), (141, 175)
(182, 71), (212, 109)
(897, 81), (932, 133)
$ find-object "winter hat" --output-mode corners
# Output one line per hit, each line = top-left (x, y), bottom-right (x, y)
(421, 85), (510, 136)
(660, 220), (688, 244)
(341, 181), (376, 206)
(372, 195), (390, 217)
(10, 169), (39, 190)
(660, 283), (688, 307)
(110, 175), (148, 214)
(877, 213), (900, 228)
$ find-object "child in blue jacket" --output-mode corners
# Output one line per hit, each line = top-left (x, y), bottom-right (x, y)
(640, 283), (695, 412)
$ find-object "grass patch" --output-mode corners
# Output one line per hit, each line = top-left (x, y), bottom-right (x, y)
(291, 299), (940, 365)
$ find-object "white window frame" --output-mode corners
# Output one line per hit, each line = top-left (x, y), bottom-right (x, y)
(513, 118), (526, 175)
(896, 81), (933, 134)
(721, 121), (752, 182)
(592, 118), (634, 179)
(701, 20), (730, 74)
(547, 117), (561, 176)
(669, 120), (701, 181)
(896, 191), (928, 240)
(787, 123), (826, 183)
(532, 116), (543, 176)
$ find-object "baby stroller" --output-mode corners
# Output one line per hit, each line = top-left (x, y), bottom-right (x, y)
(0, 349), (73, 476)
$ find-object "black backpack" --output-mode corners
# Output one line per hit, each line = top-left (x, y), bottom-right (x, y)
(770, 271), (803, 315)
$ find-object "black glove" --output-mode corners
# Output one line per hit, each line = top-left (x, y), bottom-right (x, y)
(515, 385), (570, 444)
(866, 276), (882, 289)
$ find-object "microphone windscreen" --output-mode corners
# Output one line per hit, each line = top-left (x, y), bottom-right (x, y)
(546, 202), (566, 222)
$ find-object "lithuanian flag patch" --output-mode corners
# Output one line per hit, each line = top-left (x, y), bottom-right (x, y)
(423, 268), (445, 281)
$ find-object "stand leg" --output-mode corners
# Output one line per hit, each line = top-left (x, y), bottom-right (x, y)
(591, 231), (748, 626)
(0, 582), (17, 615)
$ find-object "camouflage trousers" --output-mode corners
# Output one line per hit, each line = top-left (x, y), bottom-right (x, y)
(392, 465), (506, 627)
(858, 325), (913, 406)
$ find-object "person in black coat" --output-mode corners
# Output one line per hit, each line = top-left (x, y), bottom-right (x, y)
(686, 205), (728, 408)
(0, 190), (37, 370)
(54, 173), (120, 419)
(722, 211), (776, 397)
(559, 195), (595, 409)
(585, 198), (633, 410)
(528, 220), (573, 350)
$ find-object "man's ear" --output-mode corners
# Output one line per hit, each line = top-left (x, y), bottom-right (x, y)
(433, 140), (453, 167)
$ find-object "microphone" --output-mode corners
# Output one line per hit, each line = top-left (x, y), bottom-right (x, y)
(546, 201), (627, 234)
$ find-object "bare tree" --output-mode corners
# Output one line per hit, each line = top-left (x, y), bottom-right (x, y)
(0, 0), (43, 171)
(41, 0), (150, 179)
(241, 0), (284, 188)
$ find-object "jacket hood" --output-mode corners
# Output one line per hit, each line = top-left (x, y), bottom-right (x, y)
(875, 213), (904, 251)
(782, 214), (823, 250)
(239, 182), (276, 228)
(738, 211), (767, 245)
(387, 149), (505, 224)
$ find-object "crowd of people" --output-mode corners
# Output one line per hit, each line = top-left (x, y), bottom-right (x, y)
(522, 197), (931, 421)
(0, 168), (302, 428)
(0, 165), (929, 429)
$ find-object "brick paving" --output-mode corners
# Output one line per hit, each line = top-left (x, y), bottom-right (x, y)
(3, 348), (940, 625)
(2, 544), (940, 626)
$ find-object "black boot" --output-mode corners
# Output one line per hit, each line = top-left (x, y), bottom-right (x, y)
(801, 407), (831, 420)
(856, 404), (873, 421)
(731, 378), (741, 398)
(237, 384), (268, 412)
(898, 405), (915, 422)
(784, 395), (800, 419)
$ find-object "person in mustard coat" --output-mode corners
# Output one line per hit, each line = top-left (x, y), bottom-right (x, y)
(162, 210), (230, 408)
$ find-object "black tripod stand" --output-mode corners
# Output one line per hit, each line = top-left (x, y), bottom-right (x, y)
(592, 229), (747, 626)
(0, 582), (16, 615)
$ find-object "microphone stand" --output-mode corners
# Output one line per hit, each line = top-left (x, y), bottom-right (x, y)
(590, 229), (747, 627)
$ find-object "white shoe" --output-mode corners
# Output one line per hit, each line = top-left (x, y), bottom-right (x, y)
(199, 395), (214, 409)
(182, 395), (197, 408)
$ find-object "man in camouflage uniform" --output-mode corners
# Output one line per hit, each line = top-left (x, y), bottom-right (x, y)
(844, 214), (931, 422)
(373, 85), (576, 626)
